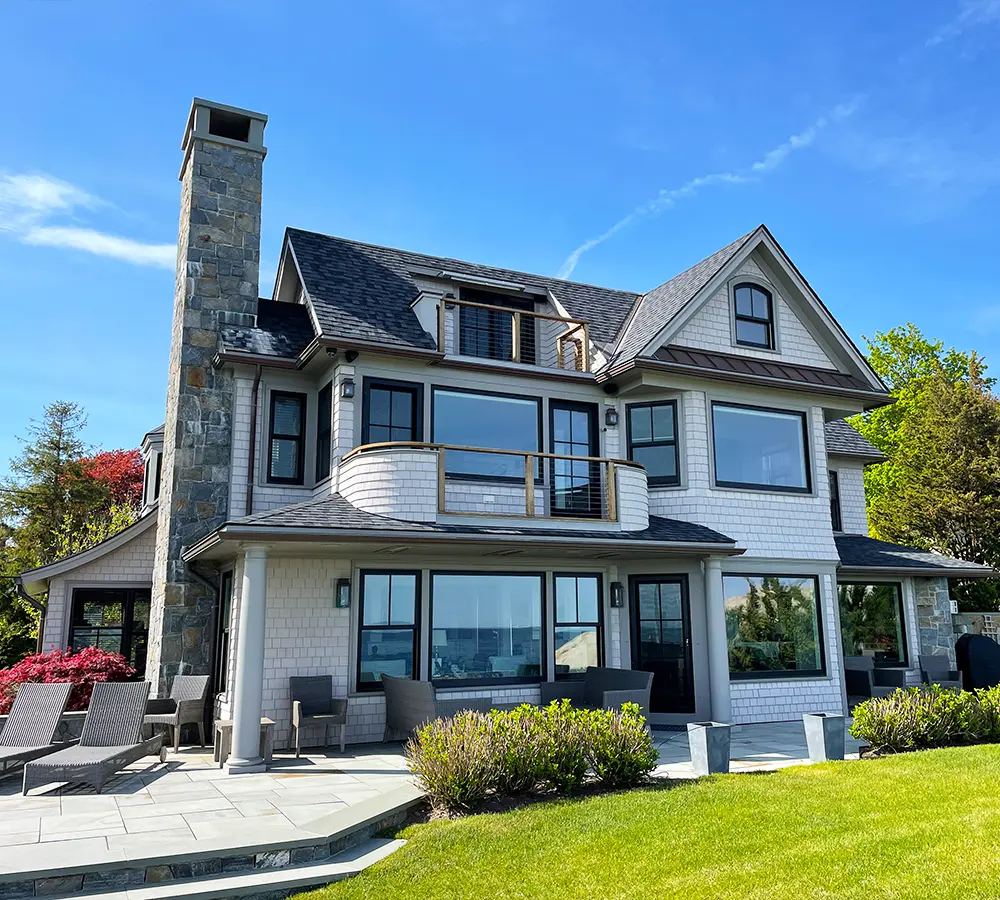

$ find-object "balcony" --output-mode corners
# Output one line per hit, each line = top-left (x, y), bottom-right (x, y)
(339, 443), (648, 530)
(434, 297), (593, 373)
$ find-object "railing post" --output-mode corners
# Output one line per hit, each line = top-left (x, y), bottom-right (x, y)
(437, 301), (446, 354)
(512, 311), (521, 363)
(605, 461), (617, 521)
(582, 323), (591, 372)
(524, 454), (535, 516)
(437, 448), (447, 514)
(556, 335), (564, 369)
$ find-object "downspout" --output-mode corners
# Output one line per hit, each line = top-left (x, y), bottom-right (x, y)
(15, 578), (46, 655)
(246, 365), (262, 516)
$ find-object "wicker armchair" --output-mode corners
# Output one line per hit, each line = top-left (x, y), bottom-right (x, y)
(143, 674), (210, 752)
(844, 656), (908, 700)
(919, 654), (962, 690)
(290, 675), (348, 757)
(540, 666), (653, 717)
(381, 674), (492, 741)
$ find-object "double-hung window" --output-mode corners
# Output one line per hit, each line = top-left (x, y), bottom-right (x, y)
(627, 401), (679, 486)
(554, 574), (602, 677)
(712, 403), (810, 492)
(733, 283), (775, 349)
(315, 382), (332, 482)
(357, 572), (420, 690)
(268, 391), (306, 484)
(838, 582), (907, 667)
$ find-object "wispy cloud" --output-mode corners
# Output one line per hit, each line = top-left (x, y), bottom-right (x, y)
(0, 173), (175, 268)
(926, 0), (1000, 46)
(557, 103), (858, 280)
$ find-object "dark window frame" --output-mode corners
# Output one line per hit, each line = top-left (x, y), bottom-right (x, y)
(553, 573), (604, 679)
(724, 573), (826, 680)
(213, 569), (235, 695)
(711, 401), (812, 494)
(732, 282), (775, 349)
(629, 574), (695, 713)
(549, 400), (601, 518)
(361, 377), (424, 446)
(626, 400), (680, 487)
(267, 390), (307, 485)
(837, 580), (908, 668)
(457, 286), (537, 365)
(829, 469), (842, 532)
(429, 570), (547, 688)
(430, 385), (543, 484)
(356, 570), (422, 693)
(68, 587), (151, 676)
(315, 382), (333, 482)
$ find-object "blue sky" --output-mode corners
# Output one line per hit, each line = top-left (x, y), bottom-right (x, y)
(2, 1), (999, 474)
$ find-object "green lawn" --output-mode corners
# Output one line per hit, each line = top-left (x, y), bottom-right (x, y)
(296, 746), (1000, 900)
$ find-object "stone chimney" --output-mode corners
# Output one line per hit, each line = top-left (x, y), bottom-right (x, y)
(148, 99), (268, 690)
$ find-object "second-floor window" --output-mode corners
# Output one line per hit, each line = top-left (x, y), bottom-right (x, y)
(362, 378), (423, 445)
(627, 401), (679, 486)
(268, 391), (306, 484)
(712, 403), (810, 493)
(733, 283), (774, 349)
(143, 452), (162, 506)
(458, 288), (537, 365)
(316, 382), (332, 482)
(829, 470), (842, 531)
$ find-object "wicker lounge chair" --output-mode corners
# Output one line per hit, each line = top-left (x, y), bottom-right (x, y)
(919, 654), (962, 691)
(22, 681), (165, 795)
(143, 674), (210, 752)
(0, 682), (74, 774)
(540, 666), (654, 717)
(290, 675), (348, 757)
(381, 674), (492, 741)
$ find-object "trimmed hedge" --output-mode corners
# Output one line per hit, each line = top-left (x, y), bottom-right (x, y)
(407, 699), (659, 812)
(850, 685), (1000, 754)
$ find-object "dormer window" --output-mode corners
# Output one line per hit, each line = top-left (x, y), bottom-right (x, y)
(733, 283), (774, 349)
(457, 287), (537, 365)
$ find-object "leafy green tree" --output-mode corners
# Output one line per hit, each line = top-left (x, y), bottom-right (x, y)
(726, 578), (820, 672)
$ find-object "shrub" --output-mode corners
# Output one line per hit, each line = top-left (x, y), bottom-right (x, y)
(0, 647), (135, 714)
(407, 699), (658, 812)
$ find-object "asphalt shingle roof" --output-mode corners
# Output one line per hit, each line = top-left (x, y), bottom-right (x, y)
(219, 298), (316, 359)
(825, 419), (885, 460)
(835, 534), (994, 574)
(227, 493), (736, 545)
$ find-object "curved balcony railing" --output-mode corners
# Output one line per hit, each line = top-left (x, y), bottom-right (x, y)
(340, 442), (648, 528)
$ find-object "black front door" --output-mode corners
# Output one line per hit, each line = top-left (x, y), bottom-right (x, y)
(630, 576), (694, 714)
(550, 400), (600, 518)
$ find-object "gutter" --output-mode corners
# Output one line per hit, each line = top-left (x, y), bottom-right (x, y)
(838, 565), (998, 579)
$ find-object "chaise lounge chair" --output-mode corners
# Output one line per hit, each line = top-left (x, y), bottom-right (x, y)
(0, 682), (74, 774)
(22, 681), (166, 795)
(143, 674), (210, 752)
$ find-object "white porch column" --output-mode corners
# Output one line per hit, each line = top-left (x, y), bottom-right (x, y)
(226, 544), (269, 773)
(704, 557), (732, 723)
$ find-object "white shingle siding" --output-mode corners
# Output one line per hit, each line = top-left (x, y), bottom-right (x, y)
(42, 525), (157, 653)
(831, 459), (869, 536)
(616, 466), (649, 531)
(340, 449), (438, 521)
(672, 259), (834, 369)
(444, 480), (544, 517)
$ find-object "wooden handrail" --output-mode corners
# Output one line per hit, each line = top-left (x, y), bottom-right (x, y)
(342, 441), (644, 469)
(442, 296), (589, 326)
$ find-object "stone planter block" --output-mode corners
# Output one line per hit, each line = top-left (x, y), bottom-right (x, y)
(802, 713), (845, 762)
(687, 721), (730, 775)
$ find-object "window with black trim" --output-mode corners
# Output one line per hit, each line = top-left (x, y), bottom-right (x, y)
(214, 570), (234, 694)
(733, 282), (774, 349)
(627, 402), (679, 486)
(357, 571), (420, 691)
(430, 572), (544, 685)
(268, 391), (306, 484)
(69, 588), (150, 675)
(554, 574), (603, 677)
(829, 470), (842, 532)
(838, 582), (907, 667)
(362, 379), (423, 445)
(458, 287), (537, 365)
(316, 382), (332, 482)
(712, 403), (810, 492)
(723, 574), (825, 678)
(432, 387), (541, 480)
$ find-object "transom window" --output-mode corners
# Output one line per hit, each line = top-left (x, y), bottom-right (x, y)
(733, 283), (775, 349)
(838, 582), (907, 667)
(712, 403), (810, 492)
(69, 588), (150, 675)
(358, 572), (420, 691)
(627, 401), (679, 486)
(554, 574), (602, 677)
(458, 287), (537, 365)
(362, 379), (423, 445)
(267, 392), (306, 484)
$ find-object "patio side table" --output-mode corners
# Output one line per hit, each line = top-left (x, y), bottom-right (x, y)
(214, 717), (275, 768)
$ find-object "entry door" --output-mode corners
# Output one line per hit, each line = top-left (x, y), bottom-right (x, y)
(630, 576), (694, 714)
(550, 401), (600, 518)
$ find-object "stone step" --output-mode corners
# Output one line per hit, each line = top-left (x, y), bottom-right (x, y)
(42, 838), (404, 900)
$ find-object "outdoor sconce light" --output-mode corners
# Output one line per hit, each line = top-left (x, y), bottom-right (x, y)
(605, 407), (619, 427)
(340, 378), (355, 399)
(610, 581), (625, 608)
(335, 578), (351, 609)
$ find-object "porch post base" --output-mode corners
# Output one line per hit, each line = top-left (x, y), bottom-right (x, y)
(225, 756), (266, 774)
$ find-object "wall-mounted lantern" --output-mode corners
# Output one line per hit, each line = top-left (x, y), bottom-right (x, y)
(335, 578), (351, 608)
(340, 378), (356, 399)
(610, 581), (625, 608)
(605, 406), (619, 428)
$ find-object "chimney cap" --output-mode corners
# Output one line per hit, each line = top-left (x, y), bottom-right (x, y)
(180, 98), (268, 179)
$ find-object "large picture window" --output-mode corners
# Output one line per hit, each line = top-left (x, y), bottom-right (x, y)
(357, 572), (420, 691)
(712, 403), (810, 492)
(432, 388), (541, 480)
(554, 574), (602, 677)
(838, 582), (907, 667)
(69, 588), (150, 676)
(362, 378), (423, 445)
(431, 572), (544, 684)
(723, 574), (824, 678)
(627, 401), (679, 486)
(268, 391), (306, 484)
(213, 570), (234, 694)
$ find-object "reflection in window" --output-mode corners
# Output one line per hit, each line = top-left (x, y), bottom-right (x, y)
(432, 388), (540, 480)
(69, 588), (150, 675)
(838, 583), (907, 666)
(627, 402), (679, 485)
(712, 404), (809, 491)
(431, 573), (543, 683)
(724, 574), (824, 677)
(363, 379), (421, 445)
(358, 572), (419, 690)
(554, 574), (602, 676)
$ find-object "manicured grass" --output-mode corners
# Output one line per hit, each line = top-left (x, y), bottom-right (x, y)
(295, 746), (1000, 900)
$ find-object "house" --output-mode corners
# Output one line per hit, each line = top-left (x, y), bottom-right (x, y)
(18, 98), (993, 772)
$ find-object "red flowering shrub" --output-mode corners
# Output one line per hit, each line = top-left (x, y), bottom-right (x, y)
(0, 648), (136, 714)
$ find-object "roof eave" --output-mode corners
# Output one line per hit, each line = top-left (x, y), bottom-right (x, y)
(838, 564), (997, 579)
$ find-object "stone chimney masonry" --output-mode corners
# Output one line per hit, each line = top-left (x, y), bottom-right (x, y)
(148, 99), (267, 691)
